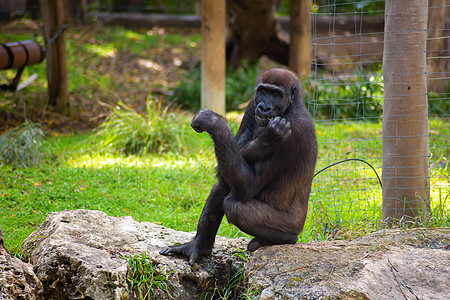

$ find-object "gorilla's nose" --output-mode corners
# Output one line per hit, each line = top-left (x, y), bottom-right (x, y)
(257, 102), (273, 116)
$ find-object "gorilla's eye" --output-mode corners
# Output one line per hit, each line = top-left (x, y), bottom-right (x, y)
(273, 90), (282, 98)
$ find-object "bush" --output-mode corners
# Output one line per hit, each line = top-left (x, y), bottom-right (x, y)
(428, 90), (450, 116)
(170, 66), (201, 110)
(304, 71), (384, 121)
(95, 99), (185, 155)
(0, 121), (45, 167)
(171, 62), (259, 111)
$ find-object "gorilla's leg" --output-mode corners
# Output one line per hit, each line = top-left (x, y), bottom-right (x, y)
(194, 179), (229, 248)
(223, 195), (302, 251)
(160, 179), (229, 265)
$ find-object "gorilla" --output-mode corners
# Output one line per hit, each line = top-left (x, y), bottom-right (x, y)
(160, 68), (318, 265)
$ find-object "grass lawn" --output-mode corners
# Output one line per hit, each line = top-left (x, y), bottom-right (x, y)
(1, 117), (448, 256)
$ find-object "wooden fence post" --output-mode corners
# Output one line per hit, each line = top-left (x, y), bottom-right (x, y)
(41, 0), (70, 114)
(201, 0), (225, 116)
(289, 0), (311, 77)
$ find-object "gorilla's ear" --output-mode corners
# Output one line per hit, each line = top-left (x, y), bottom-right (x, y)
(291, 85), (297, 101)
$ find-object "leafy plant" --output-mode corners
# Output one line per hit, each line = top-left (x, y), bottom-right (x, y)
(171, 61), (259, 111)
(95, 99), (185, 155)
(304, 71), (384, 121)
(0, 120), (45, 167)
(225, 62), (261, 109)
(125, 252), (176, 300)
(428, 90), (450, 116)
(170, 66), (201, 110)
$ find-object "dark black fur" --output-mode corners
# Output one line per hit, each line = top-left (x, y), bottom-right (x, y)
(160, 69), (318, 265)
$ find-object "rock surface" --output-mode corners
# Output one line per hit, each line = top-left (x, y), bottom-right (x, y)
(0, 225), (43, 300)
(21, 209), (247, 300)
(14, 209), (450, 299)
(245, 228), (449, 300)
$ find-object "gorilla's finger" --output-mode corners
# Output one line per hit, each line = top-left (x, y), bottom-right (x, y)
(191, 124), (204, 133)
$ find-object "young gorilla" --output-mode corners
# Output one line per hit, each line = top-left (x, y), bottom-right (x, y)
(160, 68), (318, 265)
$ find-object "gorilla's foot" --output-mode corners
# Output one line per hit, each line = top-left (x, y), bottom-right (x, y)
(247, 238), (272, 252)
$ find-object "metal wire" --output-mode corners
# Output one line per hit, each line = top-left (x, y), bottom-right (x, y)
(42, 23), (69, 54)
(307, 0), (449, 236)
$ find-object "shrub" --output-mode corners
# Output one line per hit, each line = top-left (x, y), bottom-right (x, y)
(95, 99), (184, 155)
(0, 121), (45, 167)
(428, 90), (450, 116)
(304, 71), (384, 121)
(170, 66), (201, 110)
(171, 62), (259, 111)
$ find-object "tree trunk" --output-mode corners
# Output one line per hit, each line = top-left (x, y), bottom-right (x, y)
(226, 0), (289, 68)
(382, 0), (430, 226)
(41, 0), (70, 114)
(427, 0), (449, 94)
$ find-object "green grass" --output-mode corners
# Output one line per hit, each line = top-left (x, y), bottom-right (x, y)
(1, 116), (448, 255)
(126, 252), (176, 299)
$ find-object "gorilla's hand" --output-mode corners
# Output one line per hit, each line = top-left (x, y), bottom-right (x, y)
(267, 117), (292, 141)
(191, 109), (225, 134)
(159, 239), (212, 266)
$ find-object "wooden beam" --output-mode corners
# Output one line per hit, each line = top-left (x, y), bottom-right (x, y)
(201, 0), (225, 115)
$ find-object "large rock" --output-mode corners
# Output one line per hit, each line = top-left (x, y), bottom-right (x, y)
(19, 209), (450, 299)
(245, 228), (449, 299)
(0, 225), (43, 300)
(21, 209), (246, 300)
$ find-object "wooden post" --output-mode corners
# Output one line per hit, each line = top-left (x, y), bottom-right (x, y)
(382, 0), (430, 226)
(41, 0), (70, 114)
(289, 0), (311, 77)
(201, 0), (225, 116)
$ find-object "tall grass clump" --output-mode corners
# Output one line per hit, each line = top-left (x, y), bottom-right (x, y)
(0, 120), (45, 167)
(126, 252), (176, 300)
(95, 99), (185, 155)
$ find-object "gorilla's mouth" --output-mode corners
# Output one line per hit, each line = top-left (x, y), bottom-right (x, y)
(255, 115), (272, 126)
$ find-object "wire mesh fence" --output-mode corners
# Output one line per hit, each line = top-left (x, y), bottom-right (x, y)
(305, 0), (449, 241)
